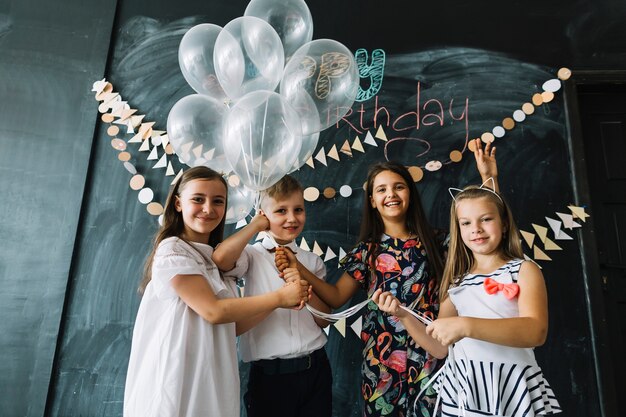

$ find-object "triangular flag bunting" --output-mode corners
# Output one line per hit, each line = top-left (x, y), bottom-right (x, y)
(363, 131), (377, 147)
(556, 212), (581, 229)
(151, 130), (165, 138)
(524, 253), (542, 269)
(130, 114), (145, 128)
(153, 153), (167, 169)
(119, 108), (138, 122)
(323, 326), (330, 336)
(128, 132), (144, 143)
(568, 205), (590, 222)
(138, 138), (151, 152)
(147, 146), (158, 160)
(305, 157), (315, 168)
(161, 134), (169, 148)
(531, 224), (548, 243)
(333, 318), (346, 337)
(543, 237), (562, 251)
(312, 241), (324, 256)
(192, 144), (203, 158)
(352, 136), (365, 153)
(300, 237), (311, 251)
(327, 144), (340, 161)
(314, 148), (328, 166)
(338, 247), (347, 268)
(340, 140), (353, 157)
(555, 230), (573, 240)
(204, 148), (215, 160)
(324, 246), (337, 262)
(520, 230), (535, 248)
(124, 120), (135, 134)
(533, 246), (552, 261)
(180, 141), (193, 155)
(138, 122), (155, 134)
(375, 125), (388, 141)
(545, 217), (563, 238)
(171, 169), (183, 185)
(165, 161), (175, 176)
(235, 218), (247, 229)
(350, 317), (362, 337)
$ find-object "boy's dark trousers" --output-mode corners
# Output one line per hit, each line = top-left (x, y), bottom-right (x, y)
(244, 347), (332, 417)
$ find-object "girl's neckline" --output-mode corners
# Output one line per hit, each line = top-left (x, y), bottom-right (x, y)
(467, 258), (517, 276)
(382, 233), (417, 241)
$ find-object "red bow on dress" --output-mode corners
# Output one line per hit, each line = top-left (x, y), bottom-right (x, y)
(483, 278), (520, 299)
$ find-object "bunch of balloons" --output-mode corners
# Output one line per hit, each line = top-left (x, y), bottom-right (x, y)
(167, 0), (359, 223)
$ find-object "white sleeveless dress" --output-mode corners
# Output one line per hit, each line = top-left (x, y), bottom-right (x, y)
(438, 259), (561, 417)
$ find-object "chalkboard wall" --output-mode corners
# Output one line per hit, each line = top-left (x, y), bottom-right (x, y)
(1, 0), (625, 416)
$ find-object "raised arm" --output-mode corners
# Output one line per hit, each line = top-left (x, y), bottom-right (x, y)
(473, 138), (499, 192)
(373, 289), (451, 359)
(212, 212), (268, 271)
(275, 247), (360, 309)
(427, 261), (548, 348)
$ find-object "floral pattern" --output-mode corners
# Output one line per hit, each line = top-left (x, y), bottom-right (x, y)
(341, 234), (442, 417)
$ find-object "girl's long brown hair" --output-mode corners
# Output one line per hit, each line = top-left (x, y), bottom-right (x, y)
(359, 161), (444, 281)
(439, 186), (523, 299)
(139, 166), (228, 293)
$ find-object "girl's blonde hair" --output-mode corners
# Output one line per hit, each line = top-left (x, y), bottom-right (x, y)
(139, 166), (228, 293)
(439, 186), (523, 299)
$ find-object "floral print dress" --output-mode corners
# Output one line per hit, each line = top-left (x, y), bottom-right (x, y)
(341, 234), (442, 417)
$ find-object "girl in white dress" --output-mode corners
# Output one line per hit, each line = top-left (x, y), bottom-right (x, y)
(124, 167), (310, 417)
(373, 182), (561, 417)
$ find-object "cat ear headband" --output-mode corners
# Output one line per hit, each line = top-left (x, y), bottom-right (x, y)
(448, 177), (503, 203)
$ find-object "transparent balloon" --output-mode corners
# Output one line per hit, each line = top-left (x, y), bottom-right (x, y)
(244, 0), (313, 60)
(223, 90), (302, 191)
(213, 16), (284, 100)
(280, 39), (359, 132)
(225, 176), (256, 224)
(166, 94), (231, 173)
(178, 23), (228, 102)
(288, 131), (319, 173)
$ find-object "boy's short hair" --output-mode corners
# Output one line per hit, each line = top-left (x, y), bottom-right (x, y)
(261, 175), (304, 204)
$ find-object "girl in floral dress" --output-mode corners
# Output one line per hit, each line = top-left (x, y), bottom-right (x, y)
(298, 140), (498, 417)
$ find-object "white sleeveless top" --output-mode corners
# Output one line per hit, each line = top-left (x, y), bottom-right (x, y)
(438, 259), (561, 417)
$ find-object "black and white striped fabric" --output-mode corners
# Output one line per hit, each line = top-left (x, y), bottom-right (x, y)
(436, 259), (561, 416)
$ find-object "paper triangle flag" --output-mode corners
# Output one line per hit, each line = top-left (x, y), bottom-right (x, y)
(568, 205), (590, 222)
(119, 108), (138, 122)
(314, 148), (327, 166)
(171, 169), (183, 185)
(327, 144), (340, 161)
(323, 326), (330, 336)
(375, 125), (388, 141)
(180, 141), (193, 155)
(555, 229), (573, 240)
(543, 237), (562, 251)
(161, 134), (169, 148)
(130, 114), (145, 128)
(147, 146), (158, 160)
(300, 237), (311, 251)
(352, 136), (365, 153)
(151, 129), (165, 138)
(340, 140), (353, 157)
(125, 120), (135, 134)
(305, 157), (315, 168)
(153, 153), (167, 169)
(363, 131), (378, 147)
(312, 241), (324, 256)
(166, 161), (175, 176)
(204, 148), (215, 160)
(128, 132), (144, 143)
(138, 138), (151, 152)
(338, 247), (347, 268)
(92, 78), (107, 94)
(520, 230), (535, 248)
(556, 212), (581, 229)
(545, 217), (563, 238)
(324, 246), (337, 262)
(350, 317), (363, 337)
(236, 218), (247, 229)
(533, 246), (552, 261)
(192, 144), (203, 158)
(531, 224), (548, 243)
(333, 318), (346, 337)
(138, 122), (155, 134)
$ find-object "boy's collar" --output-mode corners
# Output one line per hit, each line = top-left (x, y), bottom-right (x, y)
(260, 235), (298, 254)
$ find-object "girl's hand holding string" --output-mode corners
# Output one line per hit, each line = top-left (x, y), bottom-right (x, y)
(426, 317), (468, 347)
(280, 267), (311, 310)
(275, 246), (297, 277)
(277, 270), (310, 309)
(372, 289), (408, 318)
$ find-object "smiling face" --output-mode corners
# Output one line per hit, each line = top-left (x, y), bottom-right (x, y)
(455, 196), (506, 258)
(261, 191), (306, 245)
(370, 170), (410, 225)
(174, 179), (227, 243)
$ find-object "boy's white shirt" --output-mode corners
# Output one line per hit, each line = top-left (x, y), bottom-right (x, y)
(223, 235), (328, 362)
